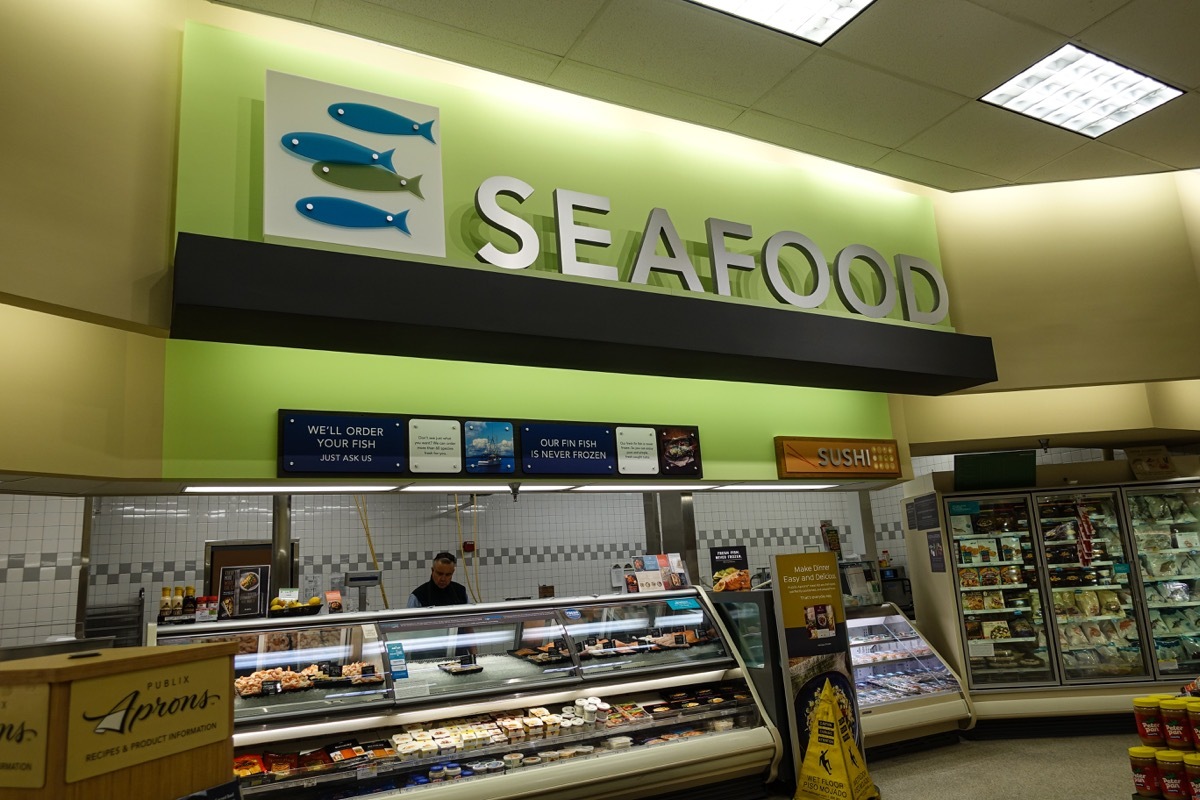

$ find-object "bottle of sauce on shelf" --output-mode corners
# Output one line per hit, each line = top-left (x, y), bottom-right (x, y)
(182, 586), (197, 617)
(879, 551), (890, 568)
(170, 586), (184, 617)
(157, 587), (172, 623)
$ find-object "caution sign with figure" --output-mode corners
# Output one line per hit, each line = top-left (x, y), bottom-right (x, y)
(795, 679), (878, 800)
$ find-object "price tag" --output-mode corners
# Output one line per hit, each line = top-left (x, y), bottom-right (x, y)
(1160, 659), (1180, 671)
(967, 640), (995, 657)
(356, 765), (378, 780)
(279, 588), (300, 602)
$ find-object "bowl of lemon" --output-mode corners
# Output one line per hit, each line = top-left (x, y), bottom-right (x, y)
(268, 596), (324, 617)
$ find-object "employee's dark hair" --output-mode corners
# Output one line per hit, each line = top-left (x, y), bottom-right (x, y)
(433, 551), (457, 565)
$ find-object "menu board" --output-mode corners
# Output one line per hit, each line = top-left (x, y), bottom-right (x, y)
(710, 546), (750, 592)
(218, 565), (270, 619)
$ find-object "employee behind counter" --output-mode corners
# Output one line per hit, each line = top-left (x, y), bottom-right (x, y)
(407, 551), (470, 608)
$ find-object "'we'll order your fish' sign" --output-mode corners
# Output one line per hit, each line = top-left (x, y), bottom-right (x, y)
(263, 72), (948, 326)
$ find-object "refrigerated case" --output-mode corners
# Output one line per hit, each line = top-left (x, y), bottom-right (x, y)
(153, 589), (781, 800)
(946, 494), (1058, 689)
(846, 604), (971, 746)
(1034, 489), (1151, 683)
(1124, 484), (1200, 679)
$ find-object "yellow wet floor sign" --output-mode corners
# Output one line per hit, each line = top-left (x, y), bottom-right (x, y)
(795, 679), (879, 800)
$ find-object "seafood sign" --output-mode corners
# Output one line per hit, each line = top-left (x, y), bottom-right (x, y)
(281, 131), (396, 173)
(328, 102), (437, 143)
(295, 197), (411, 234)
(266, 71), (445, 257)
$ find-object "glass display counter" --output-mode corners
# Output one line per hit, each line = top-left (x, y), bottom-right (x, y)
(154, 589), (780, 800)
(846, 604), (972, 746)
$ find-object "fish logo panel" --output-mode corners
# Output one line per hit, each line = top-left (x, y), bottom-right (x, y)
(264, 71), (445, 258)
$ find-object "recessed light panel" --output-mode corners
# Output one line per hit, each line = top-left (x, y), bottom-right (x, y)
(183, 484), (399, 494)
(688, 0), (878, 45)
(982, 44), (1182, 138)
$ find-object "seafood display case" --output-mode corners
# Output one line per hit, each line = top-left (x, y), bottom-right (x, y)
(1123, 484), (1200, 679)
(153, 588), (782, 800)
(846, 604), (971, 746)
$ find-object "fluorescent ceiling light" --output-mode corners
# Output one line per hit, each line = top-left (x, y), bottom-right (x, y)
(183, 484), (399, 494)
(515, 485), (578, 493)
(981, 44), (1181, 137)
(400, 484), (513, 493)
(688, 0), (878, 45)
(716, 483), (838, 491)
(573, 484), (716, 492)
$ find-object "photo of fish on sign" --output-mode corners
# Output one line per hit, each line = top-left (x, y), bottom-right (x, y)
(263, 71), (446, 258)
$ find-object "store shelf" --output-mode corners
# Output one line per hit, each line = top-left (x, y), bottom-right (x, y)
(850, 635), (920, 648)
(852, 651), (934, 667)
(1144, 573), (1200, 582)
(1135, 547), (1199, 554)
(1148, 601), (1200, 609)
(969, 607), (1039, 615)
(1049, 584), (1125, 592)
(960, 584), (1029, 591)
(1045, 561), (1115, 568)
(1150, 632), (1200, 639)
(968, 637), (1038, 644)
(971, 666), (1050, 674)
(954, 533), (1029, 541)
(956, 559), (1026, 568)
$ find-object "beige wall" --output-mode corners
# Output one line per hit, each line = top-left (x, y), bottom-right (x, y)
(0, 305), (164, 478)
(932, 174), (1200, 393)
(1, 0), (1198, 478)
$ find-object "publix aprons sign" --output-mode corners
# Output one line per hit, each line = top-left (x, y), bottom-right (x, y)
(264, 72), (947, 327)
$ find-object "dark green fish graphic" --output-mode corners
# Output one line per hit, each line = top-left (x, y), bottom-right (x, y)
(311, 162), (424, 199)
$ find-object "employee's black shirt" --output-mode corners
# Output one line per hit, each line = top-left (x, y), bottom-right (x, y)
(409, 579), (469, 608)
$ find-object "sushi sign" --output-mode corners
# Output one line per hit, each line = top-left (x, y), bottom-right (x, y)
(264, 71), (948, 327)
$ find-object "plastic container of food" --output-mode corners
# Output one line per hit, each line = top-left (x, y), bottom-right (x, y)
(1135, 697), (1166, 747)
(1160, 699), (1193, 750)
(502, 753), (524, 770)
(1157, 749), (1187, 800)
(607, 736), (632, 750)
(1183, 753), (1200, 799)
(1130, 746), (1161, 798)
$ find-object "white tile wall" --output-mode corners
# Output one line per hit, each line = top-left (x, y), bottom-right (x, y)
(693, 491), (858, 583)
(0, 447), (1131, 644)
(0, 494), (85, 648)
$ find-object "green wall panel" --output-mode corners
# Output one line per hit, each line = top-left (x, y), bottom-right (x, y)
(162, 340), (892, 481)
(176, 21), (947, 324)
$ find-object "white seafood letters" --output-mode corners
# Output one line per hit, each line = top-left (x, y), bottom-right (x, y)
(473, 175), (948, 324)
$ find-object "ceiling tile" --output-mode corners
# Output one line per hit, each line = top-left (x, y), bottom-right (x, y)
(1077, 0), (1200, 89)
(1014, 141), (1173, 185)
(222, 0), (319, 20)
(752, 52), (968, 148)
(364, 0), (606, 56)
(825, 0), (1064, 97)
(1099, 93), (1200, 169)
(549, 61), (744, 129)
(568, 0), (814, 106)
(728, 111), (891, 166)
(872, 151), (1004, 191)
(901, 102), (1086, 180)
(310, 0), (562, 83)
(966, 0), (1130, 37)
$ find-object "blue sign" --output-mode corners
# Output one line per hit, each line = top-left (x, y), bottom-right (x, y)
(666, 598), (700, 610)
(520, 423), (616, 475)
(948, 500), (980, 515)
(564, 608), (581, 620)
(386, 641), (408, 679)
(280, 411), (406, 473)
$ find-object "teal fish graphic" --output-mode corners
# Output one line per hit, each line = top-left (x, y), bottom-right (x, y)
(295, 197), (410, 235)
(328, 102), (436, 144)
(281, 132), (396, 173)
(311, 162), (424, 199)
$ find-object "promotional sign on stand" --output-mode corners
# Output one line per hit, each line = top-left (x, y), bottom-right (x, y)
(771, 552), (878, 800)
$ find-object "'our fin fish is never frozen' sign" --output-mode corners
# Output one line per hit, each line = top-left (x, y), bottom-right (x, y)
(795, 679), (878, 800)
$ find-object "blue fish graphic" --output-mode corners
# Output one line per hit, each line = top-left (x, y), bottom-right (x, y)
(281, 132), (396, 173)
(328, 102), (437, 144)
(295, 197), (411, 235)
